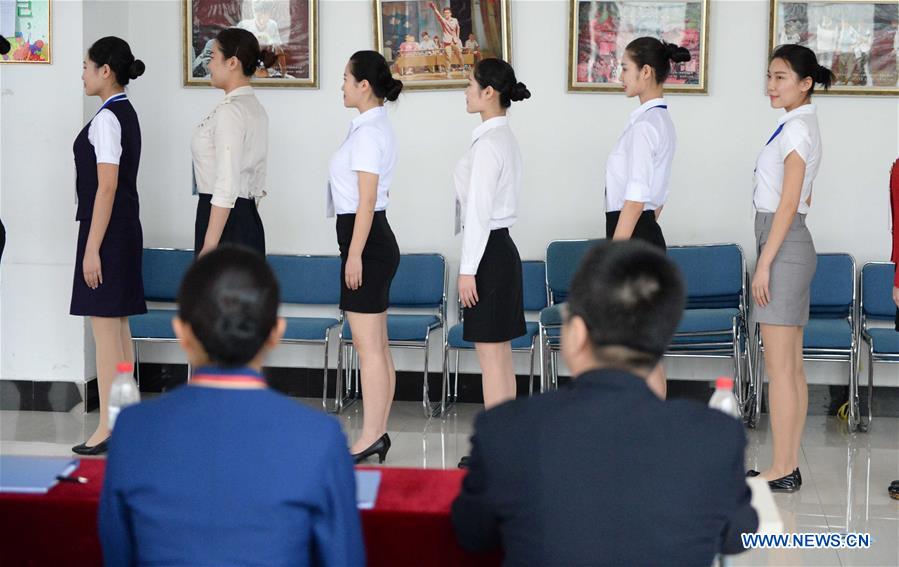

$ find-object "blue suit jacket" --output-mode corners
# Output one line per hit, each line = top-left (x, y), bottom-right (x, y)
(99, 384), (365, 566)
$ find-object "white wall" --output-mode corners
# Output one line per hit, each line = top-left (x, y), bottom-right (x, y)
(2, 0), (897, 386)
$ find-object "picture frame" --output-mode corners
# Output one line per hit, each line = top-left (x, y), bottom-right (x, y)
(183, 0), (318, 88)
(0, 0), (51, 64)
(373, 0), (512, 91)
(769, 0), (899, 96)
(568, 0), (710, 93)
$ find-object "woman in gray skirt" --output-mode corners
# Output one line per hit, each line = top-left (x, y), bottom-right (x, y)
(747, 45), (834, 492)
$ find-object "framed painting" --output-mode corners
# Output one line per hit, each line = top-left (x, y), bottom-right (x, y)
(184, 0), (318, 88)
(0, 0), (51, 64)
(374, 0), (512, 90)
(568, 0), (709, 93)
(770, 0), (899, 95)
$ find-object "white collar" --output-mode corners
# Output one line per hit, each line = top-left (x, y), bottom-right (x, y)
(351, 106), (387, 131)
(101, 92), (127, 104)
(778, 103), (816, 125)
(629, 98), (667, 124)
(224, 85), (255, 100)
(471, 116), (508, 143)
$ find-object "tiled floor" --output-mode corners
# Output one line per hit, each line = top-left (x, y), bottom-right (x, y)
(2, 398), (897, 566)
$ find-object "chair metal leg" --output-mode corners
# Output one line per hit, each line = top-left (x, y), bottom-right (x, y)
(528, 339), (536, 396)
(440, 345), (451, 416)
(454, 350), (460, 401)
(320, 336), (331, 411)
(421, 333), (441, 418)
(848, 339), (860, 433)
(860, 340), (875, 432)
(749, 326), (764, 429)
(133, 341), (141, 388)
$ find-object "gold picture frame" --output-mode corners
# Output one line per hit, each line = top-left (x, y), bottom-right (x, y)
(183, 0), (318, 88)
(768, 0), (899, 96)
(0, 0), (51, 64)
(373, 0), (512, 91)
(568, 0), (710, 94)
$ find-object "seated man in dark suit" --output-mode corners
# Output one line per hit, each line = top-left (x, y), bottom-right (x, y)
(452, 240), (758, 566)
(100, 246), (365, 566)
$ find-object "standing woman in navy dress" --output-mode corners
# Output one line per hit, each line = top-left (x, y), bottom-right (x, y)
(603, 37), (690, 399)
(192, 28), (272, 256)
(71, 37), (147, 455)
(328, 51), (403, 463)
(454, 59), (529, 467)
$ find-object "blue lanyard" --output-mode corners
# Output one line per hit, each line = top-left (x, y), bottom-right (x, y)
(97, 93), (127, 114)
(765, 123), (784, 146)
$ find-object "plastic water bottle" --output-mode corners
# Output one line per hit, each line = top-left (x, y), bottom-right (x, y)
(109, 362), (140, 430)
(708, 376), (741, 419)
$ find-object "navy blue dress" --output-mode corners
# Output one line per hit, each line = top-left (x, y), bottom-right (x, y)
(70, 97), (147, 317)
(99, 375), (365, 566)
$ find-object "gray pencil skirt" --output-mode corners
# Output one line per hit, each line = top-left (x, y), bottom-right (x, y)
(752, 212), (817, 327)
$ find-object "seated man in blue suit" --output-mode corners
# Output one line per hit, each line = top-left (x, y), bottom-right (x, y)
(452, 240), (758, 566)
(100, 246), (364, 566)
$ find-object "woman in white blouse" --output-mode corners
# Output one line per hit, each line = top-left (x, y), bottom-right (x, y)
(192, 28), (273, 256)
(604, 37), (690, 400)
(746, 45), (833, 493)
(454, 59), (530, 468)
(328, 51), (403, 464)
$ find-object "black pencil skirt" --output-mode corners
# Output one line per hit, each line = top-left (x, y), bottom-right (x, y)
(194, 193), (265, 257)
(605, 210), (667, 251)
(337, 211), (400, 314)
(463, 228), (527, 343)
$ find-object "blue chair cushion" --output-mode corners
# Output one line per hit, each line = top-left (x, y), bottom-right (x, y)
(342, 315), (441, 342)
(282, 317), (340, 341)
(866, 328), (899, 355)
(448, 322), (539, 350)
(540, 304), (564, 326)
(803, 318), (853, 350)
(671, 309), (740, 344)
(130, 310), (177, 340)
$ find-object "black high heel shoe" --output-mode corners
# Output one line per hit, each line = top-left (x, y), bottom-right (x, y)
(72, 437), (110, 456)
(352, 434), (390, 464)
(746, 469), (801, 492)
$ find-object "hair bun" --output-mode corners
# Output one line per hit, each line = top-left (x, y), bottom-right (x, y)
(664, 43), (691, 63)
(510, 81), (531, 102)
(384, 77), (403, 102)
(128, 59), (145, 80)
(814, 64), (834, 85)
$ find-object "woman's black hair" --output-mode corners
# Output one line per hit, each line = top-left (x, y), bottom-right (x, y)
(472, 58), (530, 108)
(349, 50), (403, 101)
(215, 27), (276, 77)
(177, 245), (280, 368)
(87, 36), (145, 86)
(770, 44), (834, 97)
(625, 37), (691, 84)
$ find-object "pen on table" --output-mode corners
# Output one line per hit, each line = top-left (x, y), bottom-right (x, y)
(57, 475), (89, 484)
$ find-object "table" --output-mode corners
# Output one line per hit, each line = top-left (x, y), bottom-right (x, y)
(0, 460), (501, 567)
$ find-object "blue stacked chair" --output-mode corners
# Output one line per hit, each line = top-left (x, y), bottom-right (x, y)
(440, 261), (548, 413)
(539, 239), (603, 391)
(753, 253), (858, 429)
(338, 254), (447, 417)
(129, 248), (195, 382)
(667, 244), (756, 425)
(858, 262), (899, 432)
(267, 254), (343, 412)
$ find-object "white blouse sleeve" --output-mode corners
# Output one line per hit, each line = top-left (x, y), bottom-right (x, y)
(779, 120), (811, 163)
(349, 127), (384, 175)
(459, 140), (502, 276)
(211, 103), (244, 209)
(623, 121), (660, 204)
(88, 110), (123, 165)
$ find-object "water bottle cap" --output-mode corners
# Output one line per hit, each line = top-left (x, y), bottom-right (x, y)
(117, 362), (134, 373)
(716, 377), (734, 389)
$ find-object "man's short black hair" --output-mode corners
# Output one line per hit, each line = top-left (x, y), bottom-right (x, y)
(567, 240), (685, 369)
(177, 245), (279, 368)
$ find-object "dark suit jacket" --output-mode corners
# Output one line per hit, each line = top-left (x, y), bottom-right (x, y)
(452, 368), (758, 566)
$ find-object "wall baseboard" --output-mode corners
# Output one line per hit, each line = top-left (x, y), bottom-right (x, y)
(3, 364), (896, 418)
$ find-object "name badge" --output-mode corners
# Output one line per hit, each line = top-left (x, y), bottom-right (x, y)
(454, 197), (462, 236)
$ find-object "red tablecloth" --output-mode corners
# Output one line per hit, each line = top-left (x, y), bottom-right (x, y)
(0, 459), (501, 566)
